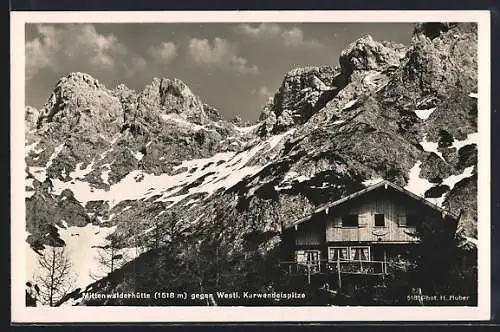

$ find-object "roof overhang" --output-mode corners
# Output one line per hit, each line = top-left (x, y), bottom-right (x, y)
(286, 180), (461, 230)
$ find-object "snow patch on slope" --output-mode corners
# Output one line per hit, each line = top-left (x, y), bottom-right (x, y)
(341, 99), (358, 110)
(266, 129), (295, 151)
(442, 166), (474, 189)
(28, 143), (66, 183)
(25, 140), (44, 157)
(27, 224), (143, 307)
(70, 161), (96, 180)
(26, 225), (115, 292)
(451, 132), (478, 151)
(404, 161), (434, 197)
(414, 107), (436, 120)
(132, 150), (144, 161)
(362, 71), (384, 89)
(409, 165), (474, 207)
(420, 135), (445, 161)
(44, 130), (294, 209)
(100, 164), (112, 184)
(46, 143), (65, 169)
(26, 242), (40, 281)
(234, 124), (260, 134)
(160, 113), (205, 131)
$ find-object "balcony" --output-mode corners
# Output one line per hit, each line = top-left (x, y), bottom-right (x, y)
(279, 259), (388, 276)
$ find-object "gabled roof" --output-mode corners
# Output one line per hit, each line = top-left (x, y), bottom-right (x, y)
(287, 180), (460, 229)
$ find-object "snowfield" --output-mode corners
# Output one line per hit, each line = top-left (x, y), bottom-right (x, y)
(419, 132), (477, 162)
(404, 161), (434, 198)
(404, 161), (475, 207)
(26, 224), (113, 291)
(27, 223), (141, 305)
(442, 166), (474, 190)
(27, 129), (296, 210)
(414, 107), (436, 120)
(25, 129), (299, 300)
(160, 113), (206, 131)
(25, 140), (43, 157)
(420, 135), (445, 161)
(70, 161), (96, 180)
(234, 123), (260, 134)
(451, 132), (478, 151)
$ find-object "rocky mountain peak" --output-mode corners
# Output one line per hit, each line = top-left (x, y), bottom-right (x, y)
(137, 77), (208, 125)
(35, 72), (123, 140)
(57, 72), (106, 90)
(257, 66), (339, 136)
(258, 35), (408, 137)
(339, 35), (407, 76)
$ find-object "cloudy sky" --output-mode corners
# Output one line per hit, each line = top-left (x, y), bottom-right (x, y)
(26, 23), (414, 121)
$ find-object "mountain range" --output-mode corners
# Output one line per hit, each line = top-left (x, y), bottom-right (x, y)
(24, 22), (479, 305)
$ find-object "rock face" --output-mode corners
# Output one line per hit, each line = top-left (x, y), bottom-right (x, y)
(257, 35), (408, 137)
(258, 66), (339, 135)
(136, 77), (209, 124)
(37, 72), (124, 140)
(24, 23), (479, 305)
(339, 35), (407, 76)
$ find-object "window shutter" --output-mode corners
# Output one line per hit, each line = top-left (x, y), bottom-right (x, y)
(296, 250), (305, 263)
(398, 214), (407, 227)
(359, 214), (369, 227)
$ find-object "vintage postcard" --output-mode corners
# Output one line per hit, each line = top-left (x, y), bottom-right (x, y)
(11, 10), (491, 322)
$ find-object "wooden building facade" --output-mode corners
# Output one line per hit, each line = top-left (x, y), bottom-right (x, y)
(281, 180), (460, 279)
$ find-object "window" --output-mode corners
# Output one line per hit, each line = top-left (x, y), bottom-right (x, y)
(374, 213), (385, 227)
(350, 246), (370, 261)
(328, 247), (349, 261)
(342, 214), (359, 227)
(296, 250), (321, 273)
(397, 214), (406, 227)
(328, 246), (371, 261)
(406, 213), (418, 227)
(296, 250), (320, 264)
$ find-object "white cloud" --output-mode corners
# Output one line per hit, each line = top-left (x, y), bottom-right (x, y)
(252, 86), (273, 98)
(259, 87), (273, 97)
(148, 41), (178, 63)
(235, 23), (323, 48)
(125, 56), (147, 77)
(187, 37), (259, 75)
(282, 27), (323, 48)
(25, 24), (128, 80)
(235, 23), (282, 38)
(26, 25), (60, 79)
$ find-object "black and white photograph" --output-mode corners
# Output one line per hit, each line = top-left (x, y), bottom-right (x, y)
(11, 10), (491, 322)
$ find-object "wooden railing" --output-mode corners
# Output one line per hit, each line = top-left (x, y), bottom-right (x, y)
(279, 259), (388, 276)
